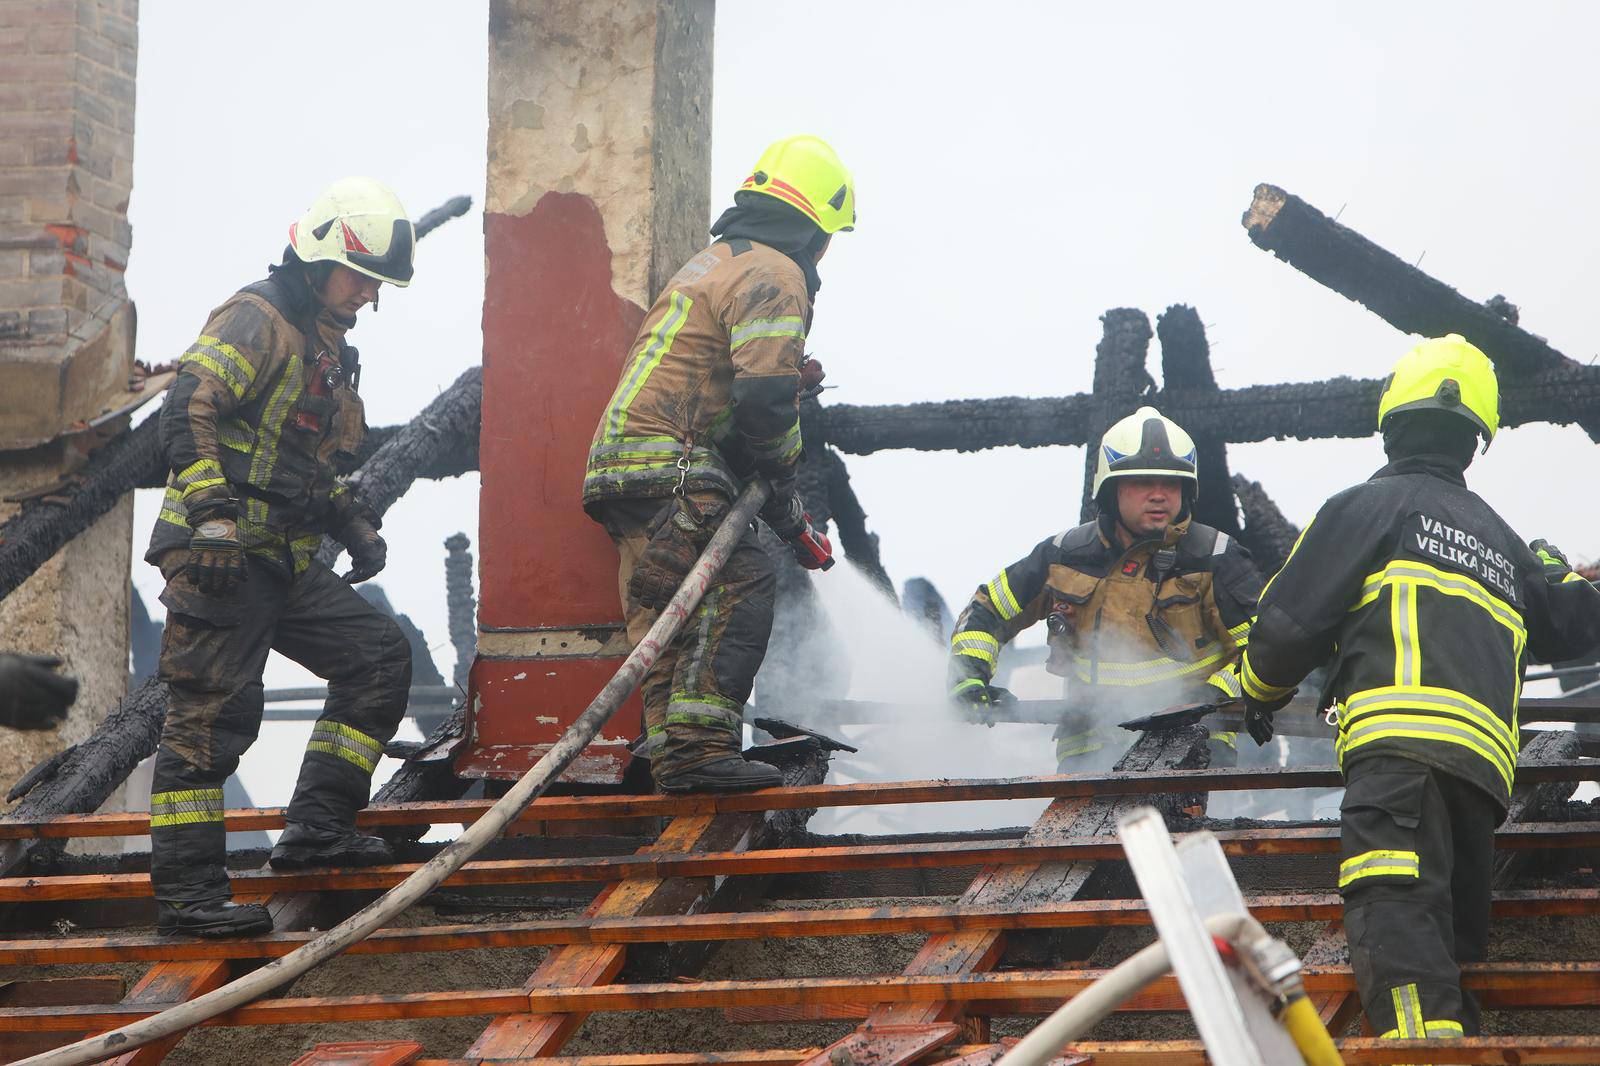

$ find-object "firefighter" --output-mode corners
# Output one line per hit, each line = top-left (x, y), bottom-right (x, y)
(145, 177), (417, 937)
(947, 407), (1263, 770)
(582, 135), (853, 794)
(1236, 335), (1600, 1041)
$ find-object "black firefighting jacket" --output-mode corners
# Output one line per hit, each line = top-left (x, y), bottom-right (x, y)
(1239, 453), (1600, 808)
(147, 270), (369, 578)
(949, 515), (1263, 709)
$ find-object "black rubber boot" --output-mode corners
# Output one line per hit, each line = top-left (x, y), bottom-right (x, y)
(156, 898), (273, 938)
(656, 755), (783, 794)
(268, 821), (395, 870)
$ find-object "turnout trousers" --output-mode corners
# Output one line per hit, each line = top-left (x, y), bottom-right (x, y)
(593, 493), (776, 781)
(1339, 754), (1500, 1041)
(150, 551), (412, 902)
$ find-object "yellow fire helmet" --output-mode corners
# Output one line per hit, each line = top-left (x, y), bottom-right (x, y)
(1092, 406), (1200, 501)
(739, 135), (856, 234)
(1378, 334), (1500, 447)
(289, 176), (415, 287)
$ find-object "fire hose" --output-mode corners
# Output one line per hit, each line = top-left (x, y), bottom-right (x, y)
(17, 479), (773, 1066)
(997, 912), (1342, 1066)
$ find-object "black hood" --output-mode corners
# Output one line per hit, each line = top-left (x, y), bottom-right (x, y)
(710, 191), (828, 300)
(1382, 409), (1477, 473)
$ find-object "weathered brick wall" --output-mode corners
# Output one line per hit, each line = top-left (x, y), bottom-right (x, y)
(0, 0), (138, 449)
(0, 0), (138, 809)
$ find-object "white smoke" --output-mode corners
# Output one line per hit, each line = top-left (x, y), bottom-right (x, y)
(758, 564), (1058, 835)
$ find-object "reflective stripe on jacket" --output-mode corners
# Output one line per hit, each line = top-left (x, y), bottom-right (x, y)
(146, 275), (367, 577)
(1239, 453), (1600, 808)
(948, 515), (1263, 709)
(582, 238), (811, 506)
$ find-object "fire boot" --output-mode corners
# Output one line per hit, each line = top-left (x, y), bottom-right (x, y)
(268, 821), (395, 870)
(656, 754), (782, 794)
(156, 897), (273, 938)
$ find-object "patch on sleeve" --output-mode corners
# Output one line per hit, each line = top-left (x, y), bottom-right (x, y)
(1404, 511), (1518, 601)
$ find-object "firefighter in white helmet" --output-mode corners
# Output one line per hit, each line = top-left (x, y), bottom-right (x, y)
(143, 177), (416, 938)
(947, 407), (1264, 770)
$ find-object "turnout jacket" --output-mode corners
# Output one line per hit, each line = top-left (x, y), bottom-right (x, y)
(949, 516), (1263, 709)
(1239, 454), (1600, 808)
(583, 238), (810, 507)
(147, 273), (369, 577)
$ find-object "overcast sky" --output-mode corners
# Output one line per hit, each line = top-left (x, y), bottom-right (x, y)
(127, 1), (1600, 721)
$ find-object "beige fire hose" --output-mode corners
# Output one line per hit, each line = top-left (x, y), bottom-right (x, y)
(18, 479), (773, 1066)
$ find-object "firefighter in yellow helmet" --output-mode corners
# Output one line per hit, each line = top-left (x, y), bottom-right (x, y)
(144, 177), (417, 938)
(583, 135), (855, 793)
(1236, 335), (1600, 1043)
(947, 407), (1264, 772)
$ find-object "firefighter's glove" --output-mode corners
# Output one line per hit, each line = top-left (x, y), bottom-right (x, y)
(798, 356), (826, 401)
(186, 501), (247, 595)
(0, 652), (77, 731)
(629, 497), (721, 611)
(952, 680), (1015, 726)
(761, 489), (835, 571)
(1243, 688), (1296, 746)
(341, 516), (388, 584)
(1531, 539), (1577, 584)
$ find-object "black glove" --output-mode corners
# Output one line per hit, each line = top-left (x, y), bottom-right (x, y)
(1531, 539), (1574, 583)
(760, 485), (835, 571)
(341, 515), (388, 584)
(1243, 689), (1296, 746)
(0, 652), (78, 731)
(628, 497), (721, 610)
(186, 500), (247, 595)
(952, 681), (1015, 727)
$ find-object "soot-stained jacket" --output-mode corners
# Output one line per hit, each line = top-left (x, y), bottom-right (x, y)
(1238, 453), (1600, 808)
(582, 237), (810, 507)
(949, 515), (1264, 712)
(147, 272), (369, 578)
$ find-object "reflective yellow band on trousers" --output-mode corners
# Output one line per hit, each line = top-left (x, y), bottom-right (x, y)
(307, 720), (383, 774)
(150, 788), (224, 829)
(1338, 848), (1420, 888)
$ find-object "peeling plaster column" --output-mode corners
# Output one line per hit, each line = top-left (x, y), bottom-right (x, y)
(0, 0), (138, 797)
(465, 0), (714, 781)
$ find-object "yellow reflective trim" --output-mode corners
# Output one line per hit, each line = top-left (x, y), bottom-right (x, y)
(1342, 684), (1517, 756)
(604, 291), (693, 441)
(1355, 559), (1525, 642)
(306, 741), (376, 773)
(729, 315), (805, 352)
(1071, 645), (1231, 688)
(151, 788), (222, 805)
(196, 335), (257, 386)
(181, 351), (248, 399)
(150, 811), (223, 828)
(1338, 848), (1420, 888)
(1239, 650), (1294, 702)
(1425, 1019), (1465, 1037)
(1336, 713), (1514, 792)
(986, 570), (1022, 621)
(246, 355), (304, 493)
(315, 720), (382, 754)
(179, 476), (227, 500)
(157, 508), (190, 527)
(176, 458), (223, 483)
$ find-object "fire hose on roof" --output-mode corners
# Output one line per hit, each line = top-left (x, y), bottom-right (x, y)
(16, 479), (773, 1066)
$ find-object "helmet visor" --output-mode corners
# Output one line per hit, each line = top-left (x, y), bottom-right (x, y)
(347, 218), (415, 285)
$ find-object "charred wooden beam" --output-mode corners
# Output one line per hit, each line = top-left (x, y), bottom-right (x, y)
(316, 366), (482, 565)
(1079, 309), (1154, 522)
(1158, 305), (1239, 536)
(445, 532), (476, 692)
(1230, 473), (1301, 575)
(1242, 183), (1600, 442)
(817, 365), (1600, 456)
(0, 418), (161, 602)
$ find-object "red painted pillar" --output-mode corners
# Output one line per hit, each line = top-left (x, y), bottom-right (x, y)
(461, 0), (714, 783)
